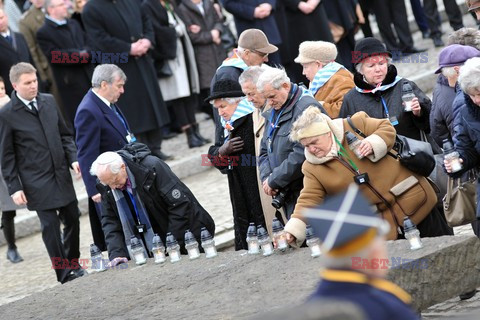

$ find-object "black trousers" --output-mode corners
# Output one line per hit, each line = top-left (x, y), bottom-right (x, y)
(168, 96), (197, 128)
(1, 210), (16, 249)
(136, 128), (164, 156)
(37, 200), (80, 283)
(90, 199), (107, 251)
(423, 0), (464, 37)
(370, 0), (414, 52)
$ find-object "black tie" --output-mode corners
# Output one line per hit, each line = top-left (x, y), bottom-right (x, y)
(4, 35), (12, 46)
(29, 101), (39, 116)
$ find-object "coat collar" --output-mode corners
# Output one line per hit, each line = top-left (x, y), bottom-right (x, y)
(87, 89), (129, 139)
(182, 0), (210, 17)
(353, 64), (398, 91)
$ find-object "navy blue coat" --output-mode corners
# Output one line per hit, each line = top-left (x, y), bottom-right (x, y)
(311, 269), (419, 320)
(74, 89), (130, 197)
(430, 75), (457, 146)
(222, 0), (282, 45)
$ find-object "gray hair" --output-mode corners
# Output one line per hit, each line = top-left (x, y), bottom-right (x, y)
(459, 57), (480, 94)
(256, 67), (289, 92)
(90, 151), (124, 177)
(355, 57), (393, 74)
(210, 97), (243, 105)
(238, 65), (270, 86)
(44, 0), (54, 11)
(91, 64), (127, 88)
(9, 62), (37, 84)
(441, 66), (458, 78)
(447, 27), (480, 50)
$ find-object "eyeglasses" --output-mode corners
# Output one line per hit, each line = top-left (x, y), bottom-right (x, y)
(249, 49), (269, 58)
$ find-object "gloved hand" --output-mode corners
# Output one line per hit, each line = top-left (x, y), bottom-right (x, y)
(219, 137), (244, 156)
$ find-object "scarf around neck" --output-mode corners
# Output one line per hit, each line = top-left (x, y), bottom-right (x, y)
(309, 62), (345, 95)
(220, 99), (255, 138)
(354, 64), (402, 94)
(111, 165), (155, 258)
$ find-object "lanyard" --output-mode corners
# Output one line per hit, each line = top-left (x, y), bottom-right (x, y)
(112, 104), (130, 133)
(126, 190), (142, 225)
(380, 97), (390, 119)
(267, 107), (286, 140)
(334, 136), (359, 172)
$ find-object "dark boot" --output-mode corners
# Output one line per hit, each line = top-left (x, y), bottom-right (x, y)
(1, 213), (23, 263)
(186, 127), (205, 148)
(192, 123), (211, 144)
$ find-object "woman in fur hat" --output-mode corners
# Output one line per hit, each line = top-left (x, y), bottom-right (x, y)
(283, 106), (451, 245)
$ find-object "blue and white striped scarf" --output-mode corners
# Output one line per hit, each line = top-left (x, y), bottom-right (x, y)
(355, 76), (403, 94)
(217, 56), (248, 71)
(220, 99), (255, 138)
(309, 62), (345, 96)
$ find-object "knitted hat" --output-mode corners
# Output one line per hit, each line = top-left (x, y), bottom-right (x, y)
(467, 0), (480, 11)
(294, 41), (338, 64)
(352, 37), (392, 66)
(238, 29), (278, 54)
(290, 106), (332, 141)
(435, 44), (480, 74)
(205, 79), (244, 103)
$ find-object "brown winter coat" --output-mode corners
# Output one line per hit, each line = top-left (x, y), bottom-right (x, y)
(284, 111), (437, 241)
(314, 68), (354, 119)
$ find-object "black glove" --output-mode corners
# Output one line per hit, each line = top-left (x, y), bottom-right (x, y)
(218, 137), (244, 156)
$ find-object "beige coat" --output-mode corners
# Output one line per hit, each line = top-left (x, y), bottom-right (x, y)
(252, 107), (287, 236)
(314, 68), (354, 119)
(284, 112), (437, 242)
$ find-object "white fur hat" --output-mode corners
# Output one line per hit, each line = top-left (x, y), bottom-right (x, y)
(294, 41), (338, 64)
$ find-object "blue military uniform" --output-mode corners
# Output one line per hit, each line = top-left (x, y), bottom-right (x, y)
(302, 184), (420, 320)
(311, 269), (419, 320)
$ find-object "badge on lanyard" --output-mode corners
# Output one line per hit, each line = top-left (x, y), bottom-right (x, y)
(136, 223), (146, 233)
(389, 116), (399, 126)
(126, 133), (137, 143)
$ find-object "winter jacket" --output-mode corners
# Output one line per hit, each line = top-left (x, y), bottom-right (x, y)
(430, 74), (457, 146)
(313, 68), (354, 119)
(340, 65), (431, 141)
(100, 143), (215, 260)
(284, 112), (437, 242)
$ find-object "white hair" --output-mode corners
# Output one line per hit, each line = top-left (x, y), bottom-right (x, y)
(458, 57), (480, 94)
(210, 97), (243, 105)
(90, 152), (124, 177)
(238, 65), (271, 86)
(441, 66), (458, 78)
(256, 67), (290, 92)
(355, 57), (393, 74)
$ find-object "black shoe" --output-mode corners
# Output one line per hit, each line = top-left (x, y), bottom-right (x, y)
(432, 35), (445, 48)
(422, 30), (431, 39)
(459, 289), (477, 300)
(61, 270), (80, 284)
(186, 127), (205, 148)
(403, 47), (428, 54)
(163, 131), (178, 140)
(6, 248), (23, 263)
(155, 150), (173, 161)
(74, 268), (87, 277)
(192, 123), (211, 144)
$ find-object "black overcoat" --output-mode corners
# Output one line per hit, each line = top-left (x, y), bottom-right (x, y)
(0, 31), (33, 95)
(36, 18), (94, 125)
(208, 114), (266, 250)
(0, 92), (77, 211)
(82, 0), (169, 134)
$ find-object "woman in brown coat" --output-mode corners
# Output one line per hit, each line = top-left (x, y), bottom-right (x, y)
(284, 107), (443, 244)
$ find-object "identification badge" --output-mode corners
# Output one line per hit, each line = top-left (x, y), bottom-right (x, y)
(389, 116), (399, 126)
(353, 172), (370, 185)
(136, 224), (146, 233)
(126, 133), (137, 143)
(268, 138), (273, 153)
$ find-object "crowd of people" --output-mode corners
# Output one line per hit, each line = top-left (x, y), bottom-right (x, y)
(1, 0), (480, 317)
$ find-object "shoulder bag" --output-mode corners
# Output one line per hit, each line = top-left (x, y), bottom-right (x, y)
(443, 171), (477, 227)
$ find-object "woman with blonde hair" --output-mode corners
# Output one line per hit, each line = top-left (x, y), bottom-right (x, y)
(283, 107), (451, 245)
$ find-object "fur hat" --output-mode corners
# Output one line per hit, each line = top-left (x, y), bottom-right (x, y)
(290, 106), (332, 141)
(352, 37), (392, 66)
(294, 41), (338, 64)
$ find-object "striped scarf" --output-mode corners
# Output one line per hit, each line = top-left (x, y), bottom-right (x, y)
(220, 99), (255, 138)
(309, 62), (345, 96)
(217, 53), (248, 71)
(355, 76), (403, 94)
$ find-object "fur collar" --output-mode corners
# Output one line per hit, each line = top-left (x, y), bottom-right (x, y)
(353, 64), (398, 91)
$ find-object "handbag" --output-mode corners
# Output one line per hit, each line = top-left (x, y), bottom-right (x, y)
(443, 172), (477, 227)
(346, 117), (435, 177)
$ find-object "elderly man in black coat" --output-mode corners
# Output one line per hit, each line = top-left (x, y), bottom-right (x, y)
(0, 62), (83, 284)
(82, 0), (171, 160)
(90, 143), (215, 265)
(36, 0), (93, 127)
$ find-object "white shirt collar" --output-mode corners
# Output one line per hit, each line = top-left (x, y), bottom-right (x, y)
(45, 15), (67, 26)
(1, 29), (11, 38)
(16, 93), (37, 110)
(92, 89), (113, 108)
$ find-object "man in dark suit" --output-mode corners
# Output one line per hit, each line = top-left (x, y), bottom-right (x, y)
(82, 0), (171, 160)
(0, 6), (32, 95)
(0, 62), (83, 284)
(74, 64), (133, 252)
(36, 0), (93, 127)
